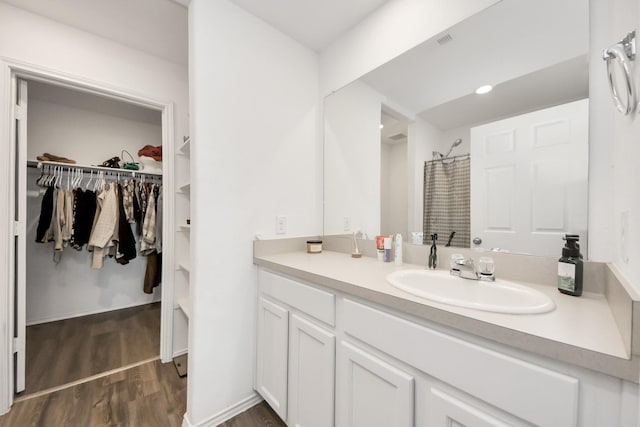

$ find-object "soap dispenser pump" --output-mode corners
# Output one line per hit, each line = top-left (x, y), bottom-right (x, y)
(557, 234), (583, 296)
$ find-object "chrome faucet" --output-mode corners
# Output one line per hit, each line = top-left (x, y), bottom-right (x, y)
(450, 255), (495, 281)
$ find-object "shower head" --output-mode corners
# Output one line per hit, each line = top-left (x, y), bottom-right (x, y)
(443, 138), (462, 158)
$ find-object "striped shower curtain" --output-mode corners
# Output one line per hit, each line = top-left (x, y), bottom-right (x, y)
(422, 158), (470, 247)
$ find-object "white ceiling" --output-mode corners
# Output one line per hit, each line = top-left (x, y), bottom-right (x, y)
(0, 0), (188, 65)
(228, 0), (390, 51)
(2, 0), (390, 66)
(361, 0), (590, 130)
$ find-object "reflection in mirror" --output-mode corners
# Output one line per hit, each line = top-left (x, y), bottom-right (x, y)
(323, 0), (589, 257)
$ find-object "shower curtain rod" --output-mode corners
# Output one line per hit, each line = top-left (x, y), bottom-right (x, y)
(26, 159), (163, 179)
(426, 153), (470, 164)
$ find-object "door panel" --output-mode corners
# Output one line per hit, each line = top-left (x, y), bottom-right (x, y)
(336, 341), (414, 427)
(12, 78), (27, 394)
(471, 99), (588, 256)
(288, 313), (335, 427)
(256, 296), (289, 421)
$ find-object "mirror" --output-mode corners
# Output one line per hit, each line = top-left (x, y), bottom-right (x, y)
(323, 0), (589, 257)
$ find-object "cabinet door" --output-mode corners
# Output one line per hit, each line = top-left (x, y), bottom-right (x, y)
(256, 296), (289, 421)
(288, 313), (335, 427)
(336, 341), (414, 427)
(428, 387), (514, 427)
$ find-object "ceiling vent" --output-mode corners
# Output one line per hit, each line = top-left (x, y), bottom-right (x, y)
(437, 33), (453, 45)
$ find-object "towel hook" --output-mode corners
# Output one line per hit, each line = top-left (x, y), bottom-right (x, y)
(603, 30), (637, 115)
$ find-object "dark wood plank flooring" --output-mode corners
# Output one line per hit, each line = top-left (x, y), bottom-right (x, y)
(22, 302), (160, 396)
(2, 355), (284, 427)
(0, 359), (186, 427)
(218, 402), (286, 427)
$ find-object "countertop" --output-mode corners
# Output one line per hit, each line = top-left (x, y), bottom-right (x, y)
(254, 241), (639, 382)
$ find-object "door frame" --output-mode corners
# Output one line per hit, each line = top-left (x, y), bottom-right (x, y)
(0, 58), (177, 413)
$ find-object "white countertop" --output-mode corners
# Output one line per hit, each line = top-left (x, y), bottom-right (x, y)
(255, 249), (637, 381)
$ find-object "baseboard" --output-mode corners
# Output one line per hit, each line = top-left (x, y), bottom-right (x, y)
(182, 393), (263, 427)
(26, 298), (161, 326)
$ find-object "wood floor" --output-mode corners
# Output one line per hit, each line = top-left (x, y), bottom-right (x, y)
(0, 359), (284, 427)
(218, 402), (286, 427)
(1, 302), (285, 426)
(22, 302), (160, 395)
(0, 359), (186, 427)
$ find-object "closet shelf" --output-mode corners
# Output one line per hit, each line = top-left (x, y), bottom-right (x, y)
(27, 159), (163, 177)
(178, 138), (190, 156)
(177, 261), (190, 273)
(178, 182), (191, 194)
(177, 298), (190, 319)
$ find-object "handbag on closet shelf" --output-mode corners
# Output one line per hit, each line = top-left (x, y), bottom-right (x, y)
(121, 150), (140, 170)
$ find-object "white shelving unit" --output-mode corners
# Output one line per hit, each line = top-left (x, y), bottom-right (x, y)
(178, 138), (191, 156)
(174, 135), (191, 353)
(177, 260), (190, 273)
(178, 182), (190, 194)
(177, 297), (190, 319)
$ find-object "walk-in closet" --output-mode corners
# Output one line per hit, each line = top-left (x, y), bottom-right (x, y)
(15, 78), (174, 396)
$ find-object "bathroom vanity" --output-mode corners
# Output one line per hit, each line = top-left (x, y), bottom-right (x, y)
(253, 237), (640, 427)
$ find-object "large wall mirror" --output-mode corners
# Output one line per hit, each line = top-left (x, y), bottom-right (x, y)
(323, 0), (589, 258)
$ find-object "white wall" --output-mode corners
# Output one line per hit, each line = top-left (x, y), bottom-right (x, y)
(25, 96), (162, 325)
(319, 0), (501, 96)
(188, 0), (320, 424)
(406, 117), (443, 236)
(324, 80), (383, 238)
(28, 98), (161, 165)
(588, 0), (640, 288)
(381, 141), (408, 238)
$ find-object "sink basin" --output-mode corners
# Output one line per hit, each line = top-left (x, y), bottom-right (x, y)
(386, 269), (554, 314)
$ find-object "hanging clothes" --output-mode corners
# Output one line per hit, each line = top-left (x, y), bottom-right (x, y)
(140, 184), (157, 255)
(31, 164), (163, 293)
(155, 189), (163, 254)
(87, 182), (119, 269)
(70, 189), (97, 250)
(122, 179), (135, 224)
(116, 183), (137, 265)
(143, 251), (162, 294)
(35, 186), (55, 243)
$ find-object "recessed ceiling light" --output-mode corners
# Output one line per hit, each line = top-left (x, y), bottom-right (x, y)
(380, 124), (384, 129)
(475, 84), (493, 95)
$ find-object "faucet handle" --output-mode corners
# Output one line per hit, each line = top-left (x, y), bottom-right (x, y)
(478, 257), (495, 281)
(450, 254), (465, 269)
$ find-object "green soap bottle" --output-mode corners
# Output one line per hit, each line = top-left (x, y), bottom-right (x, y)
(557, 234), (583, 296)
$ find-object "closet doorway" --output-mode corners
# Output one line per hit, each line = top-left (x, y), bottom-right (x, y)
(3, 64), (177, 406)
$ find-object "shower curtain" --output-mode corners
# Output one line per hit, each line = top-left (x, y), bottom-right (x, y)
(422, 157), (470, 248)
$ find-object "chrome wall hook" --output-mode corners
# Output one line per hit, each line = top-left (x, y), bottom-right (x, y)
(603, 30), (637, 115)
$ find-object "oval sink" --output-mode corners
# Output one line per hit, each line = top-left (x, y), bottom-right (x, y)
(386, 269), (554, 314)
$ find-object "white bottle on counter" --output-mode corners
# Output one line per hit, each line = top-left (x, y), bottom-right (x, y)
(394, 233), (403, 265)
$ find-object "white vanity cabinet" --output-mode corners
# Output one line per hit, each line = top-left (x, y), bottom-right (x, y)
(256, 266), (639, 427)
(256, 269), (336, 426)
(340, 297), (579, 427)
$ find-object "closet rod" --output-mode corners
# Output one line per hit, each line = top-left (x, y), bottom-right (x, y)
(26, 160), (163, 179)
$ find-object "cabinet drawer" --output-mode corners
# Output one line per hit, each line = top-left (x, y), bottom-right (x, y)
(259, 269), (335, 326)
(342, 298), (578, 427)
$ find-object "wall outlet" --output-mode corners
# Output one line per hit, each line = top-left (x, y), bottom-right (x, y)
(343, 216), (351, 231)
(276, 216), (286, 235)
